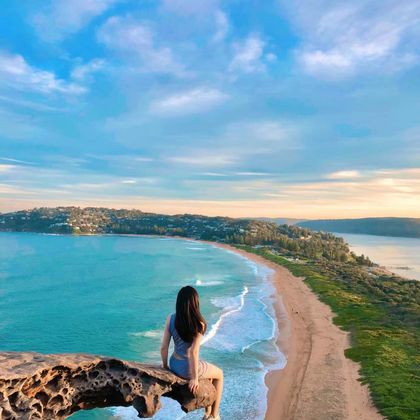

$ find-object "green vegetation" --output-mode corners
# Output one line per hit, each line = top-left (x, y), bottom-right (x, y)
(0, 207), (374, 267)
(236, 245), (420, 420)
(0, 208), (359, 264)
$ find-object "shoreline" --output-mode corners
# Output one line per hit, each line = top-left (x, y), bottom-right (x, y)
(211, 242), (382, 420)
(3, 232), (384, 418)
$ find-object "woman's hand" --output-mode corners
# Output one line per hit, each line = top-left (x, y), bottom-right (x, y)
(188, 378), (199, 394)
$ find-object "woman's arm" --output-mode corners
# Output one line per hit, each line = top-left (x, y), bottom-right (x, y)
(160, 315), (171, 369)
(188, 331), (203, 394)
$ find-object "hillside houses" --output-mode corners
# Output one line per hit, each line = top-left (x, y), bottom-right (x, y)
(0, 207), (351, 261)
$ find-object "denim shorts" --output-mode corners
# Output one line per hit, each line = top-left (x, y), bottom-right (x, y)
(169, 353), (209, 379)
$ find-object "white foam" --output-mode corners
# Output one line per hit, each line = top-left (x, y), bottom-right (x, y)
(120, 241), (287, 419)
(195, 279), (223, 287)
(202, 286), (248, 345)
(129, 329), (162, 339)
(187, 273), (227, 287)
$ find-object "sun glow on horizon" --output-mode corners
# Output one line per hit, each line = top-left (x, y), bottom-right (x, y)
(0, 1), (419, 218)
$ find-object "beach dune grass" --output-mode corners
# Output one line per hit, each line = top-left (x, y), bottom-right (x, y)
(236, 245), (420, 420)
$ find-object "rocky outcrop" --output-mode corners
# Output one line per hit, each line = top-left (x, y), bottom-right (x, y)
(0, 352), (216, 419)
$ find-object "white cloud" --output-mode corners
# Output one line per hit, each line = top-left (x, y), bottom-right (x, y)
(213, 10), (229, 42)
(159, 120), (300, 175)
(265, 53), (277, 63)
(326, 170), (362, 179)
(245, 121), (291, 142)
(285, 168), (420, 202)
(235, 172), (270, 176)
(163, 120), (299, 174)
(134, 157), (155, 163)
(301, 50), (352, 72)
(71, 59), (105, 81)
(0, 164), (16, 173)
(0, 95), (62, 112)
(224, 120), (300, 151)
(2, 163), (418, 218)
(0, 183), (29, 195)
(150, 87), (228, 115)
(32, 0), (120, 41)
(286, 0), (420, 77)
(0, 51), (85, 95)
(375, 168), (420, 179)
(229, 34), (266, 73)
(167, 153), (236, 167)
(0, 157), (35, 165)
(201, 172), (227, 177)
(97, 16), (187, 76)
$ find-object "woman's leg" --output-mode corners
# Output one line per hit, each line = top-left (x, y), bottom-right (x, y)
(201, 362), (223, 417)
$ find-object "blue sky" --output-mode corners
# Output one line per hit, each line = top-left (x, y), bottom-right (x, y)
(0, 0), (419, 217)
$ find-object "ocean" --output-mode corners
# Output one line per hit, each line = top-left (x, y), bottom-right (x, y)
(0, 233), (286, 419)
(335, 232), (420, 281)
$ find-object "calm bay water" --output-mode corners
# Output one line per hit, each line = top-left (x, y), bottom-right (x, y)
(336, 232), (420, 281)
(0, 233), (285, 419)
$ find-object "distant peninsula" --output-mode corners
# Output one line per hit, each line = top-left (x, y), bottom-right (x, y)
(297, 217), (420, 238)
(0, 207), (347, 255)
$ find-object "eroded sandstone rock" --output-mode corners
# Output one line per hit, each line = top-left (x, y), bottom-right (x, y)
(0, 351), (216, 419)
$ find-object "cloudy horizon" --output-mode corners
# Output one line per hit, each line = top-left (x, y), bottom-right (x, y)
(1, 0), (419, 218)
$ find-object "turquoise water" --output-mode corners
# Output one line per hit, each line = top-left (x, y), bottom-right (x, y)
(336, 233), (420, 281)
(0, 233), (285, 419)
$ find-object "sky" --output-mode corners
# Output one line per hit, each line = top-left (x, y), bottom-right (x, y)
(0, 0), (419, 218)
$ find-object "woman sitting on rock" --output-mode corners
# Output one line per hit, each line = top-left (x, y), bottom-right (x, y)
(160, 285), (223, 420)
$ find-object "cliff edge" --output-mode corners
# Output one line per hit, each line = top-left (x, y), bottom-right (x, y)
(0, 351), (216, 419)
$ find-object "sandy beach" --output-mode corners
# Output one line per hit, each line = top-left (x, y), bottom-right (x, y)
(214, 243), (383, 420)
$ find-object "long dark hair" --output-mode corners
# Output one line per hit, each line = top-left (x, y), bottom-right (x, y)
(175, 286), (207, 343)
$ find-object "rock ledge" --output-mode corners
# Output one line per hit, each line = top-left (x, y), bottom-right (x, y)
(0, 351), (216, 419)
